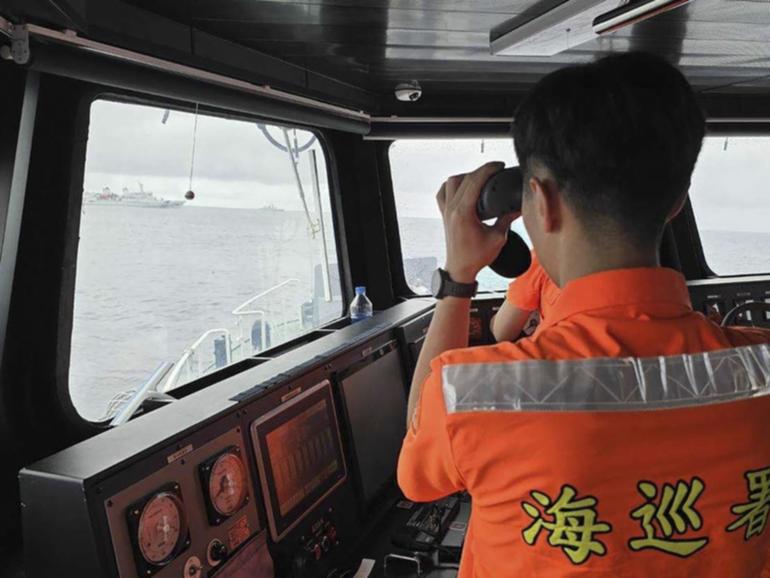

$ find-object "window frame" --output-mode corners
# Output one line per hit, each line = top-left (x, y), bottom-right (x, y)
(685, 130), (770, 280)
(60, 91), (351, 426)
(383, 137), (522, 297)
(376, 140), (415, 299)
(671, 198), (716, 279)
(381, 129), (770, 295)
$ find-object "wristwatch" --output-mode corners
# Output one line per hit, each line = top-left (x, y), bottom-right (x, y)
(431, 268), (478, 299)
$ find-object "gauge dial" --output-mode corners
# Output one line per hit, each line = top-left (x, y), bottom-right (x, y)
(208, 451), (248, 517)
(137, 492), (186, 565)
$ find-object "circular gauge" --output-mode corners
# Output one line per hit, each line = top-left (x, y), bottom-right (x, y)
(208, 451), (248, 517)
(137, 492), (186, 565)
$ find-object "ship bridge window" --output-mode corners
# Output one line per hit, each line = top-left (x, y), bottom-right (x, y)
(689, 135), (770, 276)
(70, 99), (342, 421)
(389, 139), (529, 294)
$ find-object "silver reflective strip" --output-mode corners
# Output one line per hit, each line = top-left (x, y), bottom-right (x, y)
(442, 344), (770, 413)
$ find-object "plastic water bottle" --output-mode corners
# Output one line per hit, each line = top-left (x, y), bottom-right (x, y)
(349, 286), (373, 323)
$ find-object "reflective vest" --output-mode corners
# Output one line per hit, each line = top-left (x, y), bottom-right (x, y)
(402, 344), (770, 577)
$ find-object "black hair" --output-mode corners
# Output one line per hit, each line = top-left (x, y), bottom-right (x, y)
(512, 52), (705, 245)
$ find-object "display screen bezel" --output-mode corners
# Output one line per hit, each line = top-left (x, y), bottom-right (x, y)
(250, 380), (347, 542)
(337, 344), (408, 509)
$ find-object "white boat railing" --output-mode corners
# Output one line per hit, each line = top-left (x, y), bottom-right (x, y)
(232, 278), (306, 354)
(231, 278), (300, 315)
(160, 279), (309, 394)
(109, 362), (175, 425)
(161, 328), (231, 392)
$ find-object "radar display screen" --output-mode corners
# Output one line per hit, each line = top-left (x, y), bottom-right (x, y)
(340, 346), (407, 508)
(251, 381), (346, 541)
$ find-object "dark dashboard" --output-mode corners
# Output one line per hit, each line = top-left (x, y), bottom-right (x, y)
(19, 277), (770, 578)
(21, 300), (433, 578)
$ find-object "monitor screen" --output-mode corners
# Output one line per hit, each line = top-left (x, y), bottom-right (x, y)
(398, 310), (432, 372)
(251, 380), (346, 541)
(340, 347), (407, 507)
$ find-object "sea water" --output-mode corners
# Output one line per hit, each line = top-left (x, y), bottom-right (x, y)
(70, 205), (770, 420)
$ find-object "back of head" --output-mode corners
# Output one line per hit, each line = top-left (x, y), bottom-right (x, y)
(512, 52), (705, 246)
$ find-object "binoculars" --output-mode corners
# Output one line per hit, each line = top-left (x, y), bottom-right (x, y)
(477, 166), (523, 221)
(476, 166), (531, 279)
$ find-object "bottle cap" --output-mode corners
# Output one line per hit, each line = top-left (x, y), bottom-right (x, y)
(355, 286), (366, 295)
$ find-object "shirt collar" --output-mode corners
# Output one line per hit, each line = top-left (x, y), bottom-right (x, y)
(541, 267), (692, 330)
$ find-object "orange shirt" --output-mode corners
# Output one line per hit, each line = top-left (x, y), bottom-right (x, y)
(506, 251), (560, 334)
(398, 267), (770, 578)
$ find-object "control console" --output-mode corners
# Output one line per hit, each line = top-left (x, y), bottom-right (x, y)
(103, 423), (260, 578)
(391, 495), (460, 552)
(302, 510), (339, 561)
(18, 300), (446, 578)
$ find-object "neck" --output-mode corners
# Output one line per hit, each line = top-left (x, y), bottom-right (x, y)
(556, 233), (660, 288)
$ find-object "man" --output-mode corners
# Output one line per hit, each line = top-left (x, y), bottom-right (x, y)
(398, 53), (770, 577)
(490, 250), (559, 341)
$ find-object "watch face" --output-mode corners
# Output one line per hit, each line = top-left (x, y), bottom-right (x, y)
(431, 268), (443, 297)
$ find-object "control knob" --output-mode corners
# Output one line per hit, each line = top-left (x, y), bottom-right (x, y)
(320, 536), (331, 553)
(207, 539), (228, 567)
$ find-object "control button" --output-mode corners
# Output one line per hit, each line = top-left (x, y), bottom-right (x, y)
(703, 300), (724, 317)
(211, 542), (227, 561)
(183, 556), (202, 578)
(207, 539), (228, 567)
(734, 300), (754, 323)
(327, 525), (338, 542)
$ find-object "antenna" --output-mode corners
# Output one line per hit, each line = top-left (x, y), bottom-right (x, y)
(187, 103), (199, 200)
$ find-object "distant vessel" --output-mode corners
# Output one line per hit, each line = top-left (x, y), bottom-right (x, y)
(258, 204), (285, 212)
(84, 183), (185, 208)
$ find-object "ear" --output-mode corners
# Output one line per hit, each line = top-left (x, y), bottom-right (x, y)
(667, 189), (689, 222)
(528, 176), (561, 233)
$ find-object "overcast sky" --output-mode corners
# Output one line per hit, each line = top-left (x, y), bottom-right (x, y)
(85, 100), (770, 234)
(84, 100), (331, 211)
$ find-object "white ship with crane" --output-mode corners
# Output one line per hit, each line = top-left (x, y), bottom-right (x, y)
(84, 183), (185, 208)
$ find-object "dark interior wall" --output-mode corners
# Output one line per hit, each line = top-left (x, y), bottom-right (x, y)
(329, 132), (398, 309)
(0, 63), (31, 560)
(0, 72), (98, 558)
(375, 142), (413, 298)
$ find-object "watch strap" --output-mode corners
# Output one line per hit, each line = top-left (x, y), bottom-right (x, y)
(437, 269), (478, 299)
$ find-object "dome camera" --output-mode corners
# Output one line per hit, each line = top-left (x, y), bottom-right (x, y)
(395, 81), (423, 102)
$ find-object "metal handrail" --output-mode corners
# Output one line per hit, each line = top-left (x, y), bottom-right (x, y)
(109, 362), (174, 426)
(232, 278), (300, 315)
(160, 328), (231, 392)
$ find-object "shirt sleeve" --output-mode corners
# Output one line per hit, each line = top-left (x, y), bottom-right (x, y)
(506, 250), (545, 312)
(397, 356), (465, 502)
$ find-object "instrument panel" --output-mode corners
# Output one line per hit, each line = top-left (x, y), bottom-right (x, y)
(19, 300), (436, 578)
(688, 276), (770, 328)
(20, 280), (770, 578)
(104, 426), (260, 578)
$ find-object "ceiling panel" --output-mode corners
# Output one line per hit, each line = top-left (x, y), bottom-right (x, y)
(121, 0), (770, 96)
